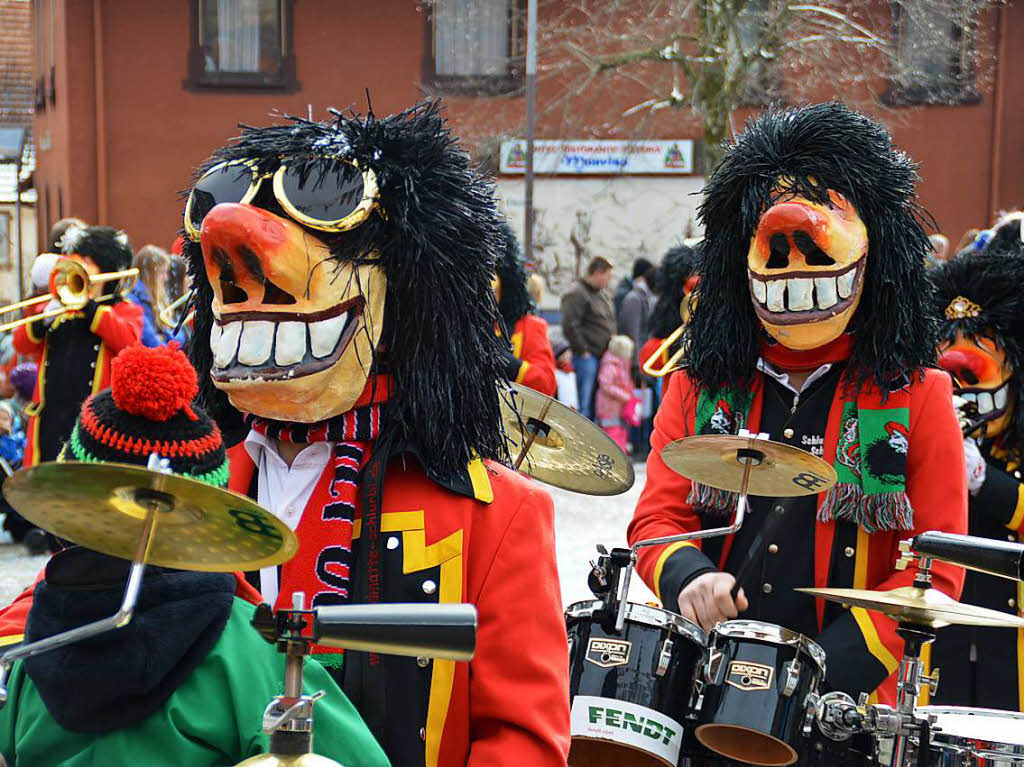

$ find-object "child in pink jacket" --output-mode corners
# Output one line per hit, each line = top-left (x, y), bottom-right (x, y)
(596, 334), (634, 450)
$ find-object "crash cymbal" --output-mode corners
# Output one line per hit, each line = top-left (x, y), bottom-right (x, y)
(3, 461), (298, 572)
(661, 434), (837, 497)
(797, 586), (1024, 629)
(499, 383), (634, 496)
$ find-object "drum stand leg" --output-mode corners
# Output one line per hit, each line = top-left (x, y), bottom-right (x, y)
(887, 625), (935, 767)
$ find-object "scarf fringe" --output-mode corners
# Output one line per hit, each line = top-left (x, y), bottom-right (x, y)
(818, 482), (914, 533)
(687, 482), (738, 517)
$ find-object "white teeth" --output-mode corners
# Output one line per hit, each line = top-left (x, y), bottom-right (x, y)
(837, 269), (856, 299)
(767, 280), (786, 312)
(213, 322), (241, 368)
(210, 322), (222, 351)
(309, 314), (348, 358)
(995, 386), (1008, 410)
(786, 278), (813, 311)
(751, 279), (767, 304)
(977, 391), (995, 414)
(815, 277), (838, 309)
(237, 321), (275, 366)
(962, 392), (977, 403)
(275, 322), (307, 367)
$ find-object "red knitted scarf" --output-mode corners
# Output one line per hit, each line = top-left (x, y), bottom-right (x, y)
(760, 332), (854, 371)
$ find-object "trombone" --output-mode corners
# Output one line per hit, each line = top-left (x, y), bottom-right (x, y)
(158, 290), (196, 331)
(641, 292), (697, 378)
(0, 258), (139, 333)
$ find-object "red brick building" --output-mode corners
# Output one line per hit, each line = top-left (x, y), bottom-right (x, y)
(27, 1), (1024, 292)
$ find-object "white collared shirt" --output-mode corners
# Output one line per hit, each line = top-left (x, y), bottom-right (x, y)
(244, 429), (336, 603)
(757, 357), (833, 396)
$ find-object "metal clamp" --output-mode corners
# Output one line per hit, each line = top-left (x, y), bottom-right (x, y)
(655, 638), (674, 677)
(781, 659), (801, 696)
(263, 690), (326, 734)
(703, 649), (724, 685)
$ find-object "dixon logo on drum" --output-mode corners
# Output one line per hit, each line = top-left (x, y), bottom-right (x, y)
(585, 638), (631, 668)
(726, 660), (774, 691)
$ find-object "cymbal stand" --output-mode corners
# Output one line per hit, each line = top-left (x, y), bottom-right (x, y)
(239, 592), (336, 765)
(0, 453), (171, 706)
(606, 432), (763, 633)
(814, 553), (940, 767)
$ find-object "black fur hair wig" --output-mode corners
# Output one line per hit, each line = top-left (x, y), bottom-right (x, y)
(650, 243), (699, 340)
(929, 247), (1024, 444)
(685, 102), (937, 392)
(183, 101), (511, 481)
(495, 221), (534, 331)
(60, 225), (133, 275)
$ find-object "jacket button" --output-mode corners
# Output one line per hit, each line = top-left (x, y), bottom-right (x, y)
(773, 505), (785, 514)
(1010, 535), (1017, 542)
(387, 536), (400, 550)
(783, 428), (794, 439)
(422, 580), (437, 595)
(762, 583), (773, 594)
(416, 656), (430, 668)
(419, 727), (426, 741)
(768, 544), (779, 554)
(844, 547), (855, 558)
(1015, 471), (1022, 480)
(1010, 599), (1017, 609)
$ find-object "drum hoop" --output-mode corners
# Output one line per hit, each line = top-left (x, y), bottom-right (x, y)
(920, 706), (1024, 752)
(565, 600), (707, 645)
(711, 620), (826, 671)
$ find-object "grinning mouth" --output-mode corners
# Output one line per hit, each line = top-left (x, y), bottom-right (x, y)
(958, 381), (1011, 423)
(210, 296), (364, 382)
(749, 260), (863, 325)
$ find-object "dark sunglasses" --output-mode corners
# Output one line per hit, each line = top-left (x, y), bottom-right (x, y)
(184, 157), (380, 241)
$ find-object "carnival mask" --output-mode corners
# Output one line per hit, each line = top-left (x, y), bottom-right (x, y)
(747, 186), (868, 350)
(938, 331), (1015, 439)
(192, 188), (386, 422)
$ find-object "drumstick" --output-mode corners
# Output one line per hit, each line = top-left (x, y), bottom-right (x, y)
(730, 505), (788, 600)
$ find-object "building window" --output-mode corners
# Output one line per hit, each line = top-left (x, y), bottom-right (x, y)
(886, 0), (979, 104)
(425, 0), (523, 96)
(186, 0), (298, 91)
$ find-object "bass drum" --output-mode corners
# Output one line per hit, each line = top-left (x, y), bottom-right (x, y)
(919, 706), (1024, 766)
(566, 600), (706, 767)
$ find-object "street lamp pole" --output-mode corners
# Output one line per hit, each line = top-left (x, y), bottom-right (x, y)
(523, 0), (537, 264)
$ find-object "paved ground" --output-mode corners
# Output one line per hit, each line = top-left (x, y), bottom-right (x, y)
(0, 464), (657, 609)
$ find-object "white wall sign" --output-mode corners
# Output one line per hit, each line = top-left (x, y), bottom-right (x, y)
(500, 139), (695, 175)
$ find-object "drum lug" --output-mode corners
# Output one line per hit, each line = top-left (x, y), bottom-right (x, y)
(782, 658), (801, 696)
(655, 638), (674, 677)
(703, 648), (724, 685)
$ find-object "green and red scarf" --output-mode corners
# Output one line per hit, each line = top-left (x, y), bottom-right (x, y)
(688, 335), (914, 532)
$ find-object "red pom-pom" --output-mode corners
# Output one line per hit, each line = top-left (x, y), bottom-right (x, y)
(111, 344), (199, 422)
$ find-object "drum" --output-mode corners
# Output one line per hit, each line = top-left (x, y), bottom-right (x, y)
(566, 600), (707, 767)
(694, 620), (826, 767)
(919, 706), (1024, 766)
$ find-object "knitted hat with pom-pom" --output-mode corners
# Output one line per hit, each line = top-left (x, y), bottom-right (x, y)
(65, 344), (228, 487)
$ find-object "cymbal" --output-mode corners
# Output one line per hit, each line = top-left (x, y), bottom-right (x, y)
(499, 383), (634, 496)
(797, 586), (1024, 629)
(3, 461), (298, 572)
(662, 434), (837, 497)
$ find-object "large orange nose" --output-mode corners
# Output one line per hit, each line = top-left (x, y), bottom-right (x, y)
(200, 203), (317, 312)
(938, 347), (989, 387)
(755, 202), (834, 269)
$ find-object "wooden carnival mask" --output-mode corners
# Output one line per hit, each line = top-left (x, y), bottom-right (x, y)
(747, 184), (868, 350)
(939, 330), (1015, 439)
(193, 181), (386, 422)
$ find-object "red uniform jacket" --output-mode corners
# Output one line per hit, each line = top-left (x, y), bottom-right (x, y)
(14, 301), (143, 467)
(628, 367), (966, 704)
(228, 448), (570, 767)
(510, 315), (557, 396)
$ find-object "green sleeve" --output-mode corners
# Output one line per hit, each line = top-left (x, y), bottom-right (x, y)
(302, 657), (390, 767)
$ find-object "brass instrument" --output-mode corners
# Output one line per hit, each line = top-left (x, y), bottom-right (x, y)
(0, 258), (138, 333)
(641, 292), (696, 377)
(158, 290), (195, 330)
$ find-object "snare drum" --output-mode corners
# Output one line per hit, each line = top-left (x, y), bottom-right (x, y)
(566, 600), (707, 767)
(694, 620), (826, 767)
(919, 707), (1024, 766)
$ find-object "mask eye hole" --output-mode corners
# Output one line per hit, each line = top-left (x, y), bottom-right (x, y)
(275, 158), (379, 232)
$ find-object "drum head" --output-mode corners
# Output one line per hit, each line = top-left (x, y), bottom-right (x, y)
(569, 738), (673, 767)
(696, 723), (798, 767)
(921, 706), (1024, 746)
